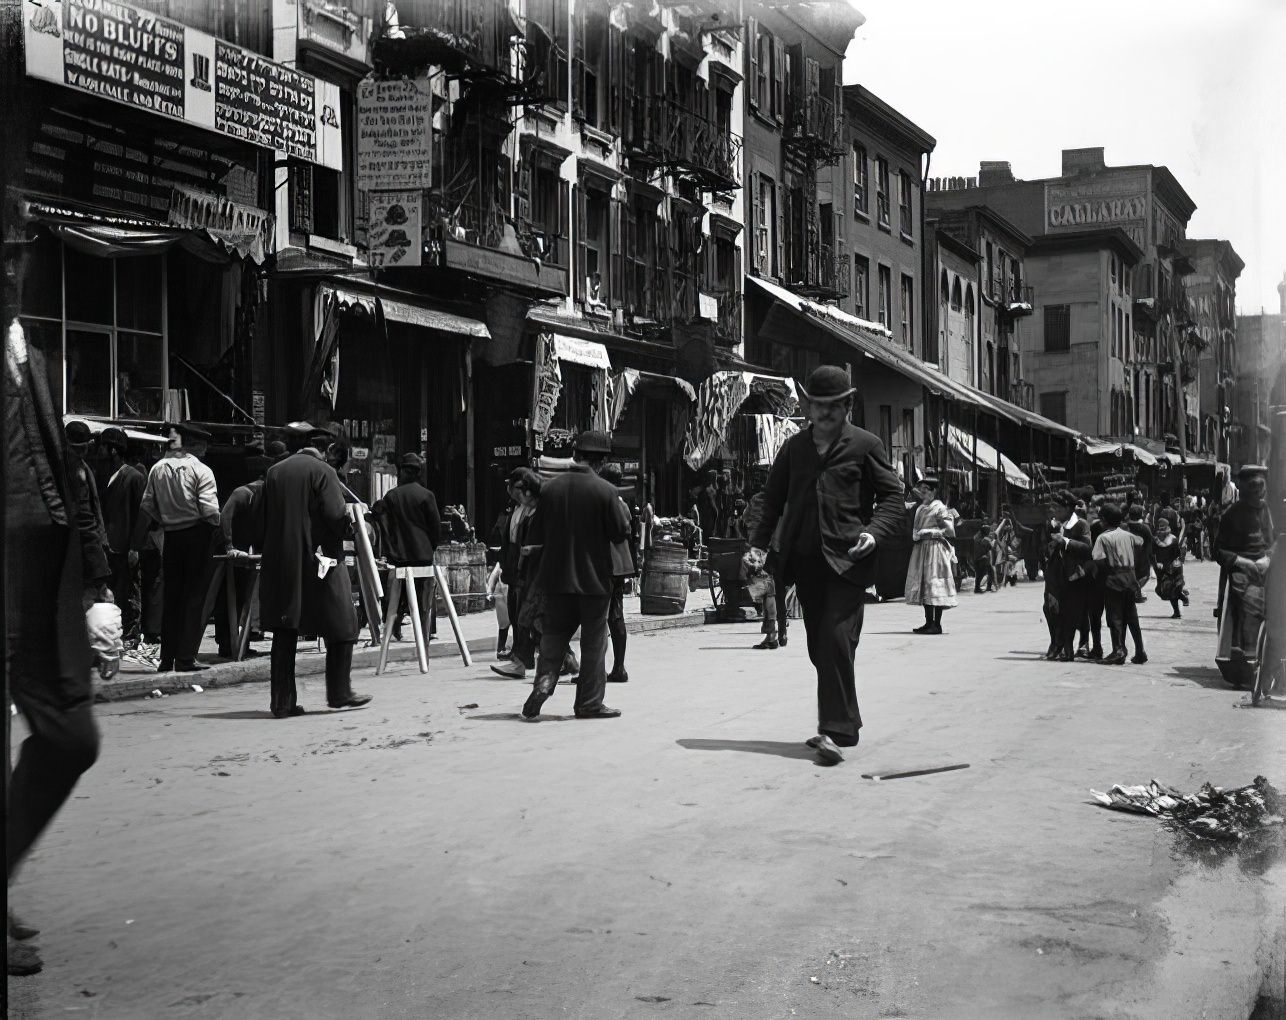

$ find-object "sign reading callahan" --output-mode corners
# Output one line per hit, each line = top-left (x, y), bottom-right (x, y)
(1045, 176), (1148, 247)
(23, 0), (343, 170)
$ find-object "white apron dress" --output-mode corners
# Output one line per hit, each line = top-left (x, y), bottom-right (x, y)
(904, 500), (959, 607)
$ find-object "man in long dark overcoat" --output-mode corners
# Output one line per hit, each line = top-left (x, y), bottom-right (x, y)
(368, 452), (442, 642)
(258, 442), (371, 718)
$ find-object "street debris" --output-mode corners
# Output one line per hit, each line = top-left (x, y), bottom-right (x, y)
(147, 689), (166, 699)
(1090, 776), (1284, 842)
(190, 684), (203, 693)
(861, 762), (970, 781)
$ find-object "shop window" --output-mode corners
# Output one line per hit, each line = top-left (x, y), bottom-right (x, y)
(853, 143), (867, 217)
(64, 246), (113, 325)
(878, 265), (891, 328)
(875, 157), (890, 229)
(1044, 304), (1070, 352)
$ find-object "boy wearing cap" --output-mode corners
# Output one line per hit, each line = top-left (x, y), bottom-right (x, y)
(98, 427), (145, 647)
(133, 422), (221, 672)
(744, 365), (905, 765)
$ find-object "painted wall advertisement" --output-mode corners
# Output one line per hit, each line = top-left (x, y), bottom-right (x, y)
(23, 0), (342, 169)
(1045, 174), (1148, 249)
(357, 79), (433, 190)
(368, 190), (422, 268)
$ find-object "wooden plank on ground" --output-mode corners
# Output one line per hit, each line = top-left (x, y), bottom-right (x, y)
(860, 763), (970, 781)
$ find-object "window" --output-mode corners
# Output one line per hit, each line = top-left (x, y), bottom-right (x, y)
(853, 144), (868, 217)
(900, 408), (915, 479)
(898, 171), (913, 236)
(1040, 391), (1068, 424)
(747, 19), (780, 117)
(574, 175), (617, 308)
(1044, 304), (1071, 352)
(950, 276), (962, 311)
(899, 273), (914, 347)
(853, 255), (869, 319)
(753, 173), (776, 276)
(875, 157), (890, 228)
(878, 405), (893, 452)
(986, 242), (994, 297)
(878, 265), (892, 328)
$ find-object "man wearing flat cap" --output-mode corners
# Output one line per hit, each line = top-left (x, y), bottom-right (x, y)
(1042, 490), (1094, 662)
(1214, 464), (1276, 656)
(743, 365), (905, 765)
(258, 431), (371, 718)
(98, 426), (146, 647)
(62, 421), (108, 566)
(520, 429), (632, 720)
(368, 452), (443, 642)
(133, 422), (220, 672)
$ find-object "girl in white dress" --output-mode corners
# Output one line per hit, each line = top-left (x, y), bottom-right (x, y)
(904, 477), (958, 634)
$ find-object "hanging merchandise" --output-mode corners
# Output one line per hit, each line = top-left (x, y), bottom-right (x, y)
(684, 371), (750, 469)
(532, 333), (563, 441)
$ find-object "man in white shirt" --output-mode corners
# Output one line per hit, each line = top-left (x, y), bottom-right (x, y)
(133, 422), (221, 673)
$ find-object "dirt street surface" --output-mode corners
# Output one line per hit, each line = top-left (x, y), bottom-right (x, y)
(8, 560), (1285, 1019)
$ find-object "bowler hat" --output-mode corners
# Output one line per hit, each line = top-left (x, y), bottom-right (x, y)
(918, 475), (940, 489)
(64, 420), (93, 446)
(575, 430), (613, 455)
(798, 365), (855, 402)
(265, 440), (288, 460)
(400, 453), (425, 470)
(99, 426), (128, 451)
(1237, 463), (1268, 481)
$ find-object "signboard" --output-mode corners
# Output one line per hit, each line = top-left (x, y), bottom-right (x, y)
(357, 79), (432, 190)
(368, 190), (422, 268)
(1045, 174), (1148, 248)
(23, 0), (343, 170)
(168, 185), (273, 263)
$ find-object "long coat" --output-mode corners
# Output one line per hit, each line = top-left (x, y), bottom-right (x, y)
(529, 463), (631, 597)
(258, 449), (358, 640)
(370, 480), (441, 565)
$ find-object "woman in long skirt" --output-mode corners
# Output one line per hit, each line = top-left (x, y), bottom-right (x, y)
(905, 477), (958, 634)
(1151, 516), (1189, 618)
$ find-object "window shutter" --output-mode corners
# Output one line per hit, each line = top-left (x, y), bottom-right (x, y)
(775, 180), (785, 280)
(572, 3), (586, 122)
(805, 56), (820, 134)
(289, 162), (314, 234)
(610, 196), (624, 309)
(748, 181), (761, 276)
(574, 183), (586, 302)
(606, 26), (623, 136)
(515, 154), (532, 225)
(746, 18), (759, 111)
(772, 38), (786, 123)
(557, 178), (570, 267)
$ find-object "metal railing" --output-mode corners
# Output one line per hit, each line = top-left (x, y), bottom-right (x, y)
(784, 89), (840, 156)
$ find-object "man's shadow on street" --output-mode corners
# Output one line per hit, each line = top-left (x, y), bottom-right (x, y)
(1167, 665), (1236, 691)
(677, 738), (818, 761)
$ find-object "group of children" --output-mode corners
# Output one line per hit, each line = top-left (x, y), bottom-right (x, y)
(970, 511), (1027, 594)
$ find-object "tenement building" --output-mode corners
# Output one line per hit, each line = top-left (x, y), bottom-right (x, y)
(1179, 239), (1243, 462)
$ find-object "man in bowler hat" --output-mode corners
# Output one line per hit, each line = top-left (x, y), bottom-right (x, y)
(520, 429), (632, 720)
(258, 433), (371, 718)
(133, 422), (220, 672)
(744, 365), (904, 764)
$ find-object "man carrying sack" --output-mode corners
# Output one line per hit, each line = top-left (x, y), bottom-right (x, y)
(743, 366), (904, 765)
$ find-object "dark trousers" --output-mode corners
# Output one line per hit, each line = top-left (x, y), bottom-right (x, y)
(269, 629), (354, 713)
(1055, 578), (1088, 656)
(1104, 586), (1144, 654)
(160, 523), (215, 664)
(508, 583), (537, 668)
(792, 558), (865, 745)
(608, 578), (627, 671)
(107, 550), (141, 643)
(1080, 577), (1105, 652)
(973, 560), (996, 593)
(6, 524), (100, 880)
(213, 565), (254, 655)
(535, 593), (610, 714)
(139, 547), (163, 640)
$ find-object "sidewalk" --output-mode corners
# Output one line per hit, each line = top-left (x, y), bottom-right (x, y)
(98, 586), (718, 702)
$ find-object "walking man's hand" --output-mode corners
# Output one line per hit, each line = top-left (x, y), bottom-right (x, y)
(848, 533), (876, 560)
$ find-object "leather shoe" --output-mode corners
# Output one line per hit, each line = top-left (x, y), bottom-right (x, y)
(1056, 650), (1074, 662)
(7, 937), (42, 976)
(779, 634), (788, 647)
(1101, 650), (1127, 665)
(272, 706), (306, 719)
(606, 668), (629, 682)
(1131, 652), (1148, 665)
(522, 675), (558, 719)
(753, 636), (779, 650)
(328, 693), (372, 709)
(574, 706), (622, 719)
(1075, 645), (1089, 659)
(175, 660), (208, 673)
(491, 662), (528, 680)
(157, 660), (174, 673)
(1088, 647), (1104, 661)
(9, 911), (39, 941)
(813, 734), (844, 764)
(560, 653), (580, 677)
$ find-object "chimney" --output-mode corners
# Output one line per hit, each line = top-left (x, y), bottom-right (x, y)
(1278, 271), (1286, 315)
(978, 161), (1014, 187)
(1062, 147), (1106, 176)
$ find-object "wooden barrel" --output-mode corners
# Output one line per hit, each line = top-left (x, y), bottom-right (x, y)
(464, 541), (488, 613)
(640, 540), (689, 615)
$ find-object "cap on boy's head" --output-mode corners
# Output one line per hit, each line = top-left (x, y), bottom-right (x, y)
(1100, 502), (1124, 527)
(598, 462), (623, 485)
(63, 420), (93, 448)
(918, 475), (939, 490)
(1127, 503), (1145, 520)
(99, 426), (128, 452)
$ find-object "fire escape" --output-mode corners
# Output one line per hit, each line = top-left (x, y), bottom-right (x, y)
(781, 46), (846, 302)
(372, 0), (569, 295)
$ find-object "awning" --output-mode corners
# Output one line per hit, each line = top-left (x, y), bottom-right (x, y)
(382, 297), (489, 338)
(1082, 438), (1125, 457)
(947, 425), (1031, 489)
(683, 370), (799, 469)
(748, 276), (1081, 442)
(322, 285), (379, 317)
(23, 199), (266, 265)
(552, 333), (612, 370)
(63, 416), (167, 444)
(610, 368), (696, 429)
(1126, 444), (1159, 466)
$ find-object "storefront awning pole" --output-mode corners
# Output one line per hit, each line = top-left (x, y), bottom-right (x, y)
(972, 404), (979, 496)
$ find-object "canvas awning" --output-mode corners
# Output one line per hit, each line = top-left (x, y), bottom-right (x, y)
(382, 297), (489, 338)
(947, 425), (1031, 489)
(63, 416), (168, 444)
(552, 333), (612, 370)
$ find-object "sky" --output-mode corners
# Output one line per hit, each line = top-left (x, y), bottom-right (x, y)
(841, 0), (1286, 315)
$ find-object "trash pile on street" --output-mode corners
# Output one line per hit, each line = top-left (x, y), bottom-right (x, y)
(1091, 776), (1284, 842)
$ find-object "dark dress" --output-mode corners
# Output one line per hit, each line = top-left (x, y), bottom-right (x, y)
(750, 423), (904, 744)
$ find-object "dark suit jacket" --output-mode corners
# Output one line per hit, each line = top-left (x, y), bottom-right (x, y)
(220, 480), (264, 552)
(102, 462), (145, 553)
(371, 481), (441, 565)
(529, 463), (632, 596)
(1048, 517), (1093, 585)
(258, 450), (357, 639)
(750, 422), (905, 589)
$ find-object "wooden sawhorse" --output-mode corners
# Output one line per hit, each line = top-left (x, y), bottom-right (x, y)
(199, 553), (261, 661)
(376, 563), (473, 675)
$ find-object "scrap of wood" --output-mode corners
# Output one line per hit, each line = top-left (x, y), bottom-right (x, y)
(860, 763), (970, 781)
